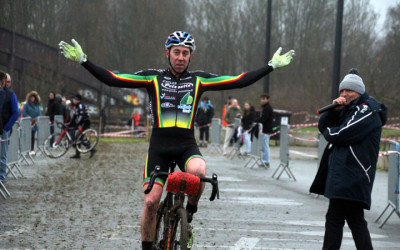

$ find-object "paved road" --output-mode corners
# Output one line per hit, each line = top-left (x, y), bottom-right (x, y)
(191, 146), (400, 249)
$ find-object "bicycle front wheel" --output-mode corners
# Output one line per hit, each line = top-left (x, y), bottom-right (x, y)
(171, 208), (189, 250)
(43, 132), (69, 158)
(76, 129), (99, 153)
(154, 201), (167, 249)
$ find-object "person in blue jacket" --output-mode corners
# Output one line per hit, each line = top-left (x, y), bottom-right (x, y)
(22, 91), (41, 152)
(0, 72), (20, 183)
(310, 69), (387, 250)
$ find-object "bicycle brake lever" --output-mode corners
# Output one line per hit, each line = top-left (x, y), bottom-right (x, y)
(209, 173), (219, 201)
(144, 166), (162, 194)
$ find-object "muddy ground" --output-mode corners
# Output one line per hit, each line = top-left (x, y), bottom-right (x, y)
(0, 142), (148, 249)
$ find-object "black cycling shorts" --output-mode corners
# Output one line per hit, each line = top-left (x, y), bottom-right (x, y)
(142, 128), (204, 187)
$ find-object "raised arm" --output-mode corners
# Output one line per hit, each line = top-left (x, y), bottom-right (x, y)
(198, 47), (295, 91)
(59, 39), (154, 88)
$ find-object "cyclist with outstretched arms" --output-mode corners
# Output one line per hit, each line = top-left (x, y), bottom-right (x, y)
(59, 31), (294, 249)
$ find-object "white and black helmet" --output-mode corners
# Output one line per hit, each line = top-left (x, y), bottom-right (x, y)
(165, 31), (196, 52)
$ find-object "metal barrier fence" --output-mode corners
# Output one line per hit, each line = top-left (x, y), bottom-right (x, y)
(19, 117), (33, 165)
(272, 117), (296, 181)
(243, 123), (265, 168)
(375, 140), (400, 228)
(227, 118), (244, 160)
(6, 123), (24, 178)
(54, 115), (64, 134)
(37, 116), (50, 156)
(207, 118), (223, 153)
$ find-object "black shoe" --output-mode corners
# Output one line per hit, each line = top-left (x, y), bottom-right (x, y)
(89, 148), (97, 158)
(70, 154), (80, 159)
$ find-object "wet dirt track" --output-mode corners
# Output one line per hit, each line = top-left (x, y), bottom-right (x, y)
(0, 142), (147, 249)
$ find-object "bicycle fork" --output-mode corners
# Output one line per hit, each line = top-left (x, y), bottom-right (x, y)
(165, 193), (186, 249)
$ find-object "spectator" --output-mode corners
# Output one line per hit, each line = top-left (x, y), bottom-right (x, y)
(131, 110), (141, 137)
(310, 70), (387, 250)
(221, 96), (233, 127)
(195, 96), (214, 147)
(22, 91), (41, 153)
(255, 93), (273, 167)
(241, 101), (256, 156)
(46, 91), (60, 139)
(0, 72), (19, 183)
(5, 73), (12, 89)
(56, 94), (67, 122)
(68, 94), (96, 159)
(223, 98), (241, 155)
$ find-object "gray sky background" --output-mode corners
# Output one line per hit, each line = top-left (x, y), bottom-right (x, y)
(370, 0), (398, 35)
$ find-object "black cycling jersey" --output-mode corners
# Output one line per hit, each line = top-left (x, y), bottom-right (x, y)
(83, 59), (273, 132)
(82, 59), (274, 185)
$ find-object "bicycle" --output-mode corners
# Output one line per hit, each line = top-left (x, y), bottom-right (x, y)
(43, 121), (99, 159)
(145, 162), (219, 250)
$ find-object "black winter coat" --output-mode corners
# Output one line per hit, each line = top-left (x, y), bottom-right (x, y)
(310, 93), (387, 209)
(256, 102), (273, 133)
(195, 104), (214, 126)
(46, 99), (60, 122)
(242, 107), (256, 131)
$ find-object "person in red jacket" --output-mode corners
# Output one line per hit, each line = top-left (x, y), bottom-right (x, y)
(131, 110), (141, 136)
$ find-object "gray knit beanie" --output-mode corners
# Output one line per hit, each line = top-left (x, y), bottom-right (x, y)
(339, 74), (365, 94)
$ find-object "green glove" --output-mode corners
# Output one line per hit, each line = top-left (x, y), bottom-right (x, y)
(58, 39), (87, 64)
(268, 47), (295, 69)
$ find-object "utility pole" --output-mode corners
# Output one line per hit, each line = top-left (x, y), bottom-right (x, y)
(331, 0), (344, 100)
(264, 0), (272, 94)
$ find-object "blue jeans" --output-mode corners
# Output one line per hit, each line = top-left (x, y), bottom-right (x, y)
(243, 131), (251, 153)
(261, 133), (270, 164)
(0, 130), (10, 181)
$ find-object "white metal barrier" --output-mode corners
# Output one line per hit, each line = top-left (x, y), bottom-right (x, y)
(227, 118), (244, 160)
(375, 141), (400, 228)
(207, 118), (223, 153)
(37, 116), (51, 156)
(19, 117), (34, 165)
(6, 123), (24, 178)
(243, 123), (266, 169)
(272, 117), (296, 181)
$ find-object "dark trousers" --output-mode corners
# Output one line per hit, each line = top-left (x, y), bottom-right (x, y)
(323, 199), (373, 250)
(199, 126), (209, 141)
(71, 120), (91, 155)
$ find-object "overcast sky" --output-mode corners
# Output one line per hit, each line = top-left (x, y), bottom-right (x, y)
(369, 0), (398, 34)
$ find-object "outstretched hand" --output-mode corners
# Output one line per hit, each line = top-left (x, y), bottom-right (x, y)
(58, 39), (87, 64)
(268, 47), (295, 69)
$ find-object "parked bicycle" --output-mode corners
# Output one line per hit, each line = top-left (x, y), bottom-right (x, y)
(43, 121), (99, 159)
(145, 162), (219, 250)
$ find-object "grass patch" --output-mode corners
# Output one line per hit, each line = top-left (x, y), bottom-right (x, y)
(291, 127), (319, 133)
(99, 137), (146, 143)
(381, 129), (400, 138)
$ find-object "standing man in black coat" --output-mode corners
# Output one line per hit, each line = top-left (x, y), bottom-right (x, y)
(256, 93), (274, 167)
(310, 70), (387, 250)
(46, 91), (60, 144)
(195, 96), (214, 147)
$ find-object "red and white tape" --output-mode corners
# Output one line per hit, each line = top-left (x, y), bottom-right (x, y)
(378, 151), (400, 157)
(290, 122), (319, 128)
(100, 129), (146, 138)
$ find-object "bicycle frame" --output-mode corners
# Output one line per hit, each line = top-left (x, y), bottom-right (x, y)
(145, 163), (219, 250)
(55, 127), (73, 146)
(157, 191), (186, 249)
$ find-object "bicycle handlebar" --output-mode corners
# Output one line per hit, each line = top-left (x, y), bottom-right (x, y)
(144, 166), (220, 201)
(56, 121), (67, 129)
